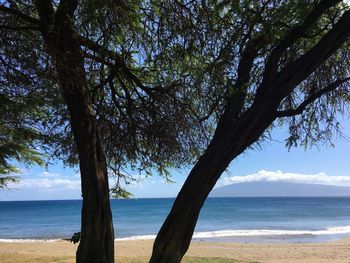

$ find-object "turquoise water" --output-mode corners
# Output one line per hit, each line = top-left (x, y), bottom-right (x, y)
(1, 197), (350, 242)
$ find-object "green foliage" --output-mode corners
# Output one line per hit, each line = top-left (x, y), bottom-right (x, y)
(0, 175), (18, 189)
(0, 0), (209, 191)
(64, 232), (81, 244)
(139, 0), (350, 148)
(110, 186), (133, 199)
(0, 0), (349, 191)
(0, 93), (46, 188)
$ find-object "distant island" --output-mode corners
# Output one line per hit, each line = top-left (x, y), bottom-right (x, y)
(210, 181), (350, 197)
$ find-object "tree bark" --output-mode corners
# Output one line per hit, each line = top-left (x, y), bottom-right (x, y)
(53, 34), (115, 263)
(55, 53), (115, 263)
(34, 1), (115, 261)
(150, 105), (277, 263)
(52, 42), (115, 263)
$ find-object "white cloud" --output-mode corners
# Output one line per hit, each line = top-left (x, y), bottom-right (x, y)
(38, 171), (61, 177)
(13, 178), (81, 190)
(218, 170), (350, 187)
(126, 178), (157, 189)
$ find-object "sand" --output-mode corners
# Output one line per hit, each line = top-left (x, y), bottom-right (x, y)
(0, 238), (350, 262)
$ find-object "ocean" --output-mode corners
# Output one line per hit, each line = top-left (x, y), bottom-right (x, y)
(1, 197), (350, 243)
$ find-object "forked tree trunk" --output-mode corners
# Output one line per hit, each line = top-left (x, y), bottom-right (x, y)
(150, 107), (277, 263)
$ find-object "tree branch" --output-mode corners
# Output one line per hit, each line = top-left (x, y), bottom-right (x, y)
(79, 36), (144, 86)
(34, 0), (54, 31)
(198, 98), (221, 122)
(276, 77), (350, 117)
(83, 52), (114, 67)
(91, 65), (119, 99)
(79, 36), (165, 95)
(54, 0), (78, 29)
(276, 9), (350, 98)
(213, 39), (259, 139)
(0, 4), (40, 25)
(78, 36), (122, 62)
(263, 0), (342, 82)
(0, 24), (40, 31)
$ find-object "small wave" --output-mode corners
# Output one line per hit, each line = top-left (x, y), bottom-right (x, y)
(115, 225), (350, 241)
(116, 235), (156, 241)
(2, 226), (350, 242)
(192, 226), (350, 239)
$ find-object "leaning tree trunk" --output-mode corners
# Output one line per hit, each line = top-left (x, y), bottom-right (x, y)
(150, 106), (277, 263)
(35, 1), (115, 261)
(150, 8), (350, 262)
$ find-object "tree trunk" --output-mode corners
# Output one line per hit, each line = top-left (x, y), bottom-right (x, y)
(54, 53), (115, 262)
(52, 43), (115, 262)
(150, 106), (277, 263)
(35, 1), (115, 259)
(71, 97), (115, 263)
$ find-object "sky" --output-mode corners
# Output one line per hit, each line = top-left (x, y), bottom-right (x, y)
(1, 117), (349, 201)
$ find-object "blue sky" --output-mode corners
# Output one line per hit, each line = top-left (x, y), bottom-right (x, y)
(1, 118), (350, 201)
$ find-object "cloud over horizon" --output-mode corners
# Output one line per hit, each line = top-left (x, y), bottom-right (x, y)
(218, 170), (350, 187)
(38, 171), (61, 177)
(6, 170), (350, 198)
(17, 178), (81, 190)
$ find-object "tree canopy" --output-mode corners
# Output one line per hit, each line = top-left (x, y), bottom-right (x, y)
(2, 0), (348, 189)
(1, 1), (349, 262)
(145, 0), (350, 147)
(0, 0), (210, 190)
(0, 1), (213, 261)
(148, 1), (350, 262)
(0, 85), (46, 188)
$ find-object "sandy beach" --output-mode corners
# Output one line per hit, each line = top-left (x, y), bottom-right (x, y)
(0, 238), (350, 263)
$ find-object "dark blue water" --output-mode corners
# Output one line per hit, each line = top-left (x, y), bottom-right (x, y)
(1, 197), (350, 242)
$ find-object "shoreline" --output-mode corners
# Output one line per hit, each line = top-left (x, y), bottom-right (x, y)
(0, 234), (346, 244)
(1, 237), (350, 262)
(1, 229), (349, 243)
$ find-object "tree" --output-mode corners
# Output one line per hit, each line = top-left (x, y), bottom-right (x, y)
(1, 1), (349, 263)
(0, 85), (46, 188)
(149, 1), (350, 262)
(0, 1), (207, 262)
